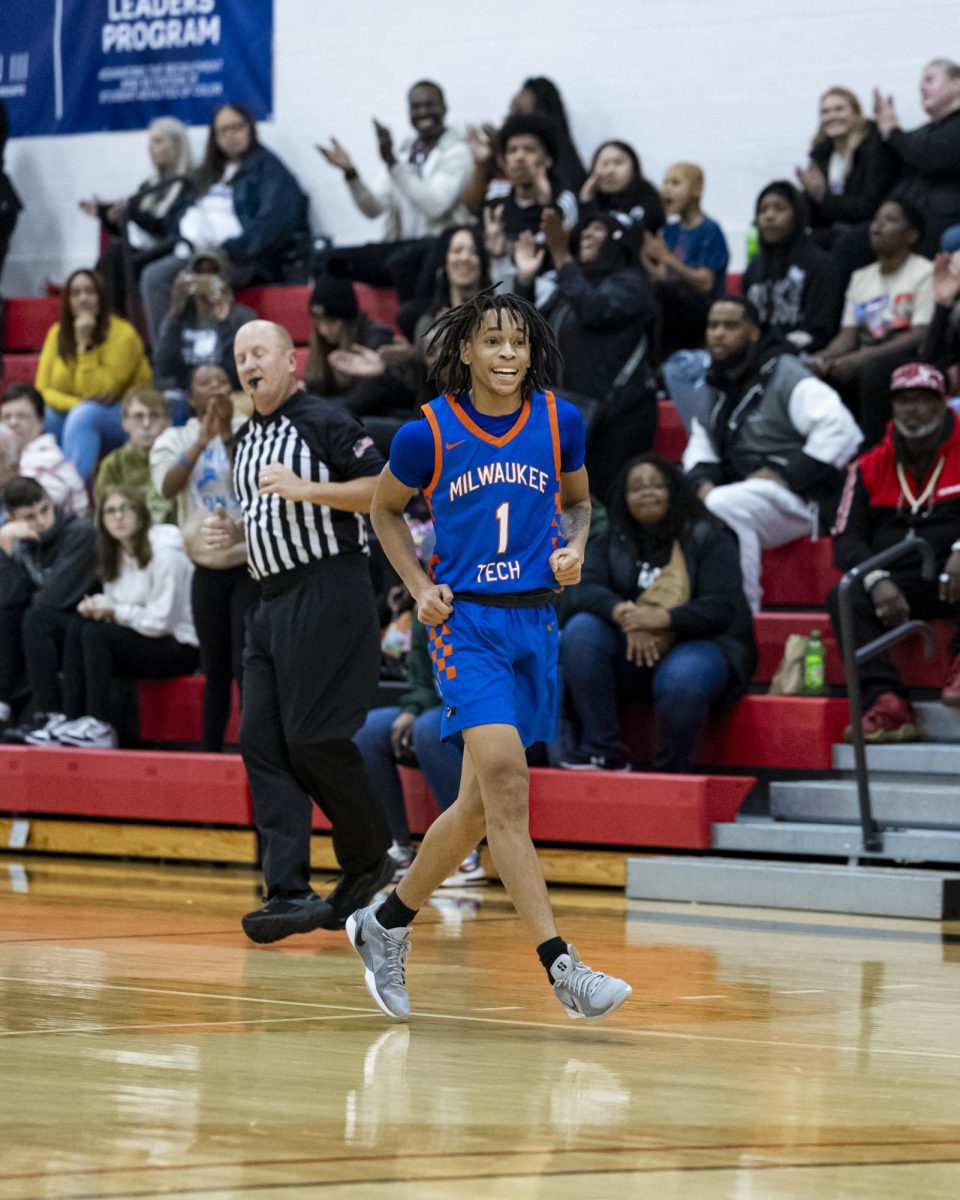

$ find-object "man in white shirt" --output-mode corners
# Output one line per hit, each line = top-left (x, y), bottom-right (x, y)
(809, 198), (933, 445)
(316, 81), (474, 330)
(0, 384), (89, 517)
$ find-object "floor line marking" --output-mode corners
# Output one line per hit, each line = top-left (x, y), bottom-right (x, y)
(0, 974), (957, 1061)
(678, 994), (726, 1000)
(777, 989), (826, 995)
(0, 1013), (381, 1038)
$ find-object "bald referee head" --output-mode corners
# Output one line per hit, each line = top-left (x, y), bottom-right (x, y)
(234, 320), (297, 416)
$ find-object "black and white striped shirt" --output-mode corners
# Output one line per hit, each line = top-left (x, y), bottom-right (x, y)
(232, 392), (384, 580)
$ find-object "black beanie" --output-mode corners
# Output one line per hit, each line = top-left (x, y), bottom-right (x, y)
(310, 257), (358, 320)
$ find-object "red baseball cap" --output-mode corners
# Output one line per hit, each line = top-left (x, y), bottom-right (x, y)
(889, 362), (946, 397)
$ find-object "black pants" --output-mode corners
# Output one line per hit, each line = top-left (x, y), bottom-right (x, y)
(240, 557), (390, 897)
(192, 564), (259, 752)
(21, 606), (79, 713)
(827, 566), (960, 708)
(0, 604), (27, 707)
(62, 617), (199, 721)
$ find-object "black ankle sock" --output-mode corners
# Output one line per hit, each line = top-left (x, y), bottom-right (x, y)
(377, 890), (418, 930)
(537, 935), (568, 979)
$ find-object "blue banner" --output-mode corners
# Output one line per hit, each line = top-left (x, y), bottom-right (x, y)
(1, 0), (273, 137)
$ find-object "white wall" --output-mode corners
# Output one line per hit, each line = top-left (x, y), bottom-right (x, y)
(3, 0), (956, 294)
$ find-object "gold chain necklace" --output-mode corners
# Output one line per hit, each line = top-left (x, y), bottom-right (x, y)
(895, 456), (946, 515)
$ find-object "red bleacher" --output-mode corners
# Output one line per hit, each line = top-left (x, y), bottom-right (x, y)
(761, 537), (841, 607)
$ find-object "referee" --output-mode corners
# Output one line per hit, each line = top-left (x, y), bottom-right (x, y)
(204, 320), (392, 943)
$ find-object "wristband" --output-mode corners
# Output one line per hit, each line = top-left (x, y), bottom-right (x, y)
(863, 569), (891, 592)
(344, 167), (358, 182)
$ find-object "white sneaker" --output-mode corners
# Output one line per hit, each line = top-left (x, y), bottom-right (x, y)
(387, 841), (417, 882)
(54, 716), (118, 750)
(440, 850), (487, 887)
(550, 945), (631, 1022)
(23, 713), (69, 746)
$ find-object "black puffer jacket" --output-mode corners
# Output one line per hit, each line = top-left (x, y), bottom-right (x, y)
(886, 108), (960, 255)
(808, 122), (899, 228)
(565, 516), (757, 702)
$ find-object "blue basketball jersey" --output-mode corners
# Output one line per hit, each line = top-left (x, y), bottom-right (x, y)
(423, 391), (564, 594)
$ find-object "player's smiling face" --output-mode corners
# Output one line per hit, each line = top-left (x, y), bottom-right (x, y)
(460, 310), (530, 399)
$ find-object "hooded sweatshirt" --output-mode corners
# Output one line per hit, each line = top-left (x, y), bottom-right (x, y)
(0, 508), (97, 610)
(743, 181), (843, 352)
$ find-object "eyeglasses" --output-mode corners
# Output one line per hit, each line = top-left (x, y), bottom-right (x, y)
(215, 121), (248, 136)
(125, 411), (165, 424)
(102, 503), (135, 518)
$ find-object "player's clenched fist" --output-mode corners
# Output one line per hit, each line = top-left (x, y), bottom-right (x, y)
(415, 583), (454, 626)
(550, 546), (583, 586)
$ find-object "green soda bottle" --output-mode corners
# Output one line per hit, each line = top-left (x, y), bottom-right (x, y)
(746, 223), (760, 264)
(802, 629), (827, 695)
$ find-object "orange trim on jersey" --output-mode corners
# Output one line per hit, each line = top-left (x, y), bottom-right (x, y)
(447, 393), (531, 447)
(545, 390), (562, 480)
(422, 404), (444, 499)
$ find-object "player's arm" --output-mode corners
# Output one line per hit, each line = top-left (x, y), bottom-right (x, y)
(371, 465), (453, 626)
(550, 467), (591, 586)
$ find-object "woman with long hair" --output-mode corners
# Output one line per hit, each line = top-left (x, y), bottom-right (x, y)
(559, 453), (755, 772)
(50, 485), (199, 749)
(139, 102), (311, 342)
(35, 267), (153, 480)
(509, 76), (586, 195)
(796, 86), (898, 248)
(80, 117), (195, 317)
(579, 140), (665, 236)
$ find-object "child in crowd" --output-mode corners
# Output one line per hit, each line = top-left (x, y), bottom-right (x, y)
(645, 162), (730, 356)
(94, 389), (173, 524)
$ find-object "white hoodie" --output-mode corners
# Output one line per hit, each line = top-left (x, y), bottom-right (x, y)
(103, 524), (198, 645)
(19, 433), (89, 517)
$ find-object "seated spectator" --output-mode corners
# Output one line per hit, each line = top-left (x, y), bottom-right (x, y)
(79, 117), (194, 319)
(152, 247), (256, 393)
(515, 209), (659, 504)
(683, 297), (862, 611)
(150, 364), (255, 752)
(579, 140), (665, 235)
(30, 486), (199, 750)
(874, 59), (960, 256)
(140, 103), (311, 343)
(0, 100), (22, 281)
(354, 616), (483, 886)
(316, 80), (473, 309)
(409, 223), (491, 341)
(809, 198), (933, 446)
(560, 454), (755, 772)
(35, 268), (152, 482)
(743, 181), (843, 353)
(0, 478), (97, 741)
(508, 76), (586, 195)
(94, 389), (173, 525)
(481, 114), (578, 292)
(644, 162), (729, 356)
(1, 384), (88, 516)
(922, 251), (960, 387)
(829, 363), (960, 742)
(796, 87), (897, 251)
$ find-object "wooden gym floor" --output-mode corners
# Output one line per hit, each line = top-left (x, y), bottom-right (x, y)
(1, 856), (960, 1199)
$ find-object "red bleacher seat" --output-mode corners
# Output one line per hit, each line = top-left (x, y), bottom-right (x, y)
(754, 612), (954, 689)
(653, 399), (687, 462)
(761, 538), (841, 607)
(353, 283), (401, 334)
(3, 297), (60, 351)
(138, 676), (240, 744)
(235, 285), (312, 344)
(2, 352), (40, 383)
(0, 746), (252, 823)
(726, 272), (742, 296)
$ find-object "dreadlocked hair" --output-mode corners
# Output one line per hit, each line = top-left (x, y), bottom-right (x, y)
(426, 286), (562, 401)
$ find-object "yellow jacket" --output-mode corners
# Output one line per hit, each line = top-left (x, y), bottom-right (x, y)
(35, 315), (153, 413)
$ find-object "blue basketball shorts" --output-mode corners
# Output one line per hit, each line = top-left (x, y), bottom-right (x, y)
(427, 600), (559, 747)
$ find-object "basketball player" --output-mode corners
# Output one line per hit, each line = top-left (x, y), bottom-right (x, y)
(347, 290), (632, 1022)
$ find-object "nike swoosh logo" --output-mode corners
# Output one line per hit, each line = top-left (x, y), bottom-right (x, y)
(445, 440), (466, 450)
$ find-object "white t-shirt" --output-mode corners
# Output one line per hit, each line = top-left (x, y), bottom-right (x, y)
(178, 164), (243, 249)
(842, 254), (935, 345)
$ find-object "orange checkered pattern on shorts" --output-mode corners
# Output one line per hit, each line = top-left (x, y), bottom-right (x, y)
(428, 623), (457, 680)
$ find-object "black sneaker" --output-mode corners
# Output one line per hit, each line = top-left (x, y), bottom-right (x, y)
(322, 853), (396, 930)
(241, 890), (334, 944)
(559, 751), (631, 772)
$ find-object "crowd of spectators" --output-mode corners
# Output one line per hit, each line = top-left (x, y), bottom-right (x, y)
(2, 55), (960, 794)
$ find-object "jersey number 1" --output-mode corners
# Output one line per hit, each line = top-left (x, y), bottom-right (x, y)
(495, 501), (510, 554)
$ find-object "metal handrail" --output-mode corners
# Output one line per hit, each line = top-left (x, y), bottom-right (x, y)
(837, 536), (936, 853)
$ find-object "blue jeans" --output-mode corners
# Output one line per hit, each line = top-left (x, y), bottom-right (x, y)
(662, 348), (710, 433)
(559, 612), (732, 771)
(47, 401), (126, 484)
(354, 705), (463, 841)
